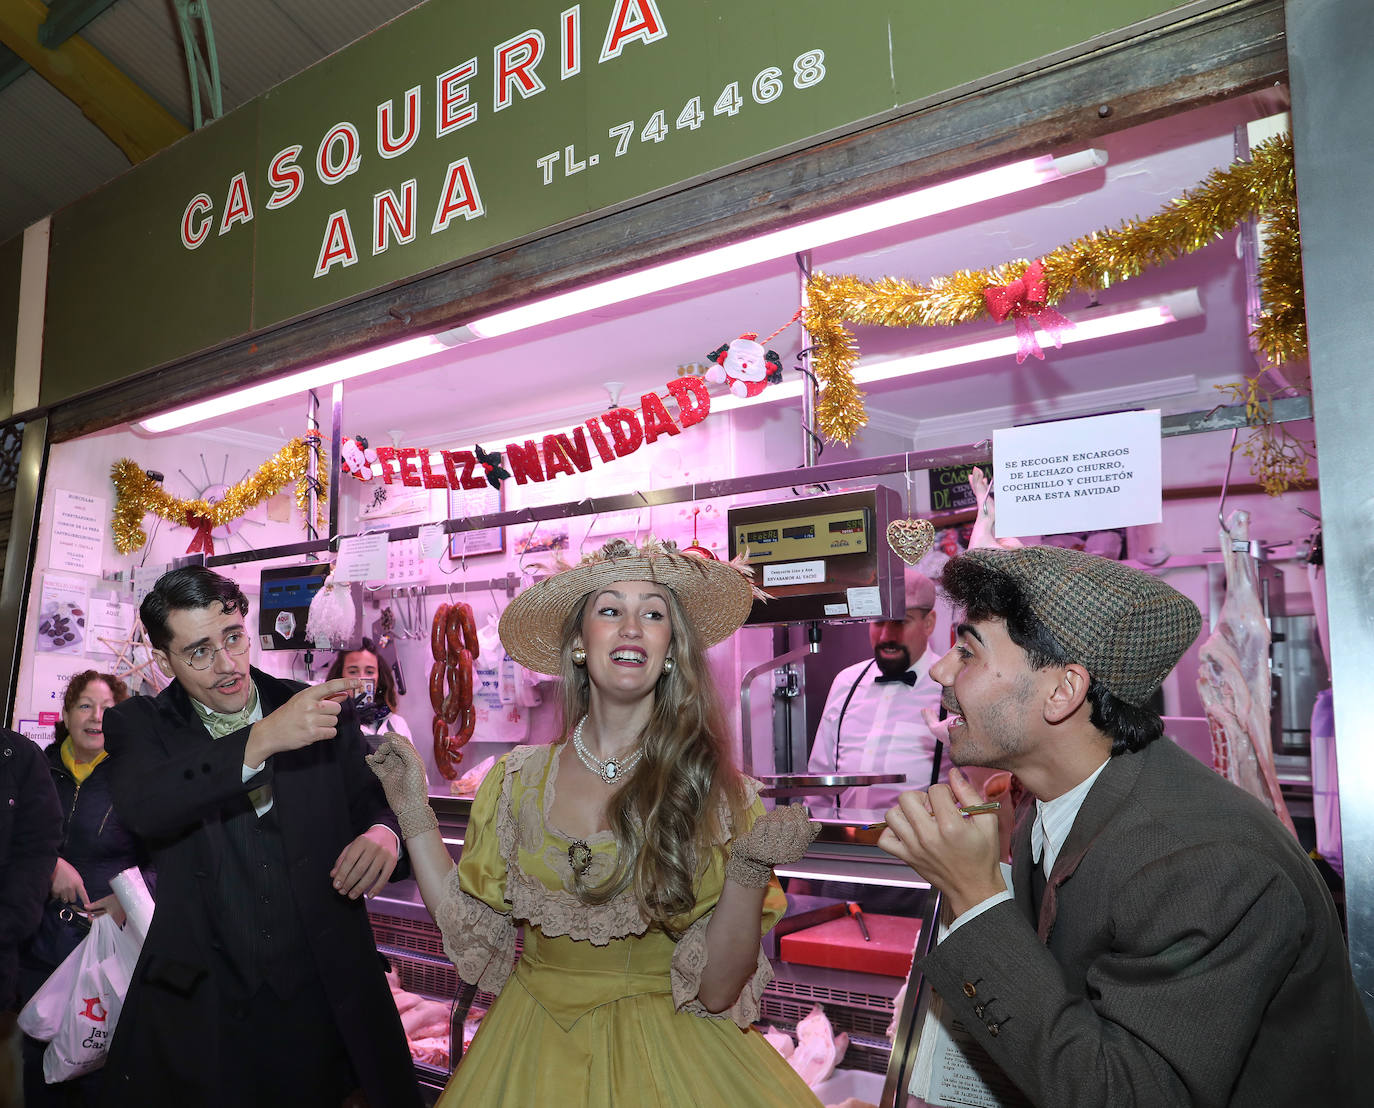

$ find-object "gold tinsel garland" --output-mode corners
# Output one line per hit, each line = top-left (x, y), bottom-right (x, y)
(110, 435), (327, 555)
(805, 134), (1302, 445)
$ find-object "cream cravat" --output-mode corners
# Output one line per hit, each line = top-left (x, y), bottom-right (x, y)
(191, 684), (271, 812)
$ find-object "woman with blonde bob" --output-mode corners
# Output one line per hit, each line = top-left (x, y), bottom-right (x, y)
(368, 538), (822, 1106)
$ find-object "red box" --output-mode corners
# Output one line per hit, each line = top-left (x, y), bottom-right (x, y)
(779, 913), (921, 978)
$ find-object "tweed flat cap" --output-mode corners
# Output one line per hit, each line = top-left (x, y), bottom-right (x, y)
(961, 546), (1201, 707)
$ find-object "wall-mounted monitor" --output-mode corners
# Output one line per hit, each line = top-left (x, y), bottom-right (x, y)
(257, 564), (331, 650)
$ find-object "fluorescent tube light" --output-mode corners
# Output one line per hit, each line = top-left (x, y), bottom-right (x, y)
(443, 149), (1109, 343)
(709, 288), (1203, 413)
(139, 336), (445, 433)
(140, 148), (1109, 432)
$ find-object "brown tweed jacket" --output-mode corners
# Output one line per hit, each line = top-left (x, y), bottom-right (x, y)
(920, 738), (1374, 1106)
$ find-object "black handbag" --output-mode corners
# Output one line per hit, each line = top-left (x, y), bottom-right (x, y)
(24, 899), (90, 972)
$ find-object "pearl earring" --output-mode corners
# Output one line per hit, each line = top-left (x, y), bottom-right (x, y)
(662, 657), (675, 675)
(571, 647), (587, 665)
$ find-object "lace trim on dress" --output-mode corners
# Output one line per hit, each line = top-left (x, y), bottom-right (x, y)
(669, 911), (776, 1029)
(491, 748), (769, 950)
(436, 863), (517, 995)
(498, 743), (649, 946)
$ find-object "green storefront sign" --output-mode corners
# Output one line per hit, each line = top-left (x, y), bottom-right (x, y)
(40, 0), (1189, 405)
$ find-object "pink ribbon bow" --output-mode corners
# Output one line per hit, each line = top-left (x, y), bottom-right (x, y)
(983, 260), (1075, 364)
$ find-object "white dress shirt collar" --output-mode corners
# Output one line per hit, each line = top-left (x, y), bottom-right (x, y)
(1031, 757), (1110, 877)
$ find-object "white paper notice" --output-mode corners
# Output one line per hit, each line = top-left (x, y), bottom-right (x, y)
(49, 490), (105, 577)
(417, 523), (447, 560)
(334, 533), (390, 582)
(993, 411), (1162, 538)
(30, 652), (91, 712)
(132, 564), (169, 605)
(846, 586), (883, 618)
(761, 560), (826, 587)
(87, 593), (137, 656)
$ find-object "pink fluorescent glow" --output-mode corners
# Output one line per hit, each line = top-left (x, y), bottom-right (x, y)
(708, 291), (1198, 413)
(463, 149), (1108, 340)
(139, 336), (445, 432)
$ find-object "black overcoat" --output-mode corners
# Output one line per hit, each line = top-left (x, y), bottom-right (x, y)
(101, 668), (420, 1107)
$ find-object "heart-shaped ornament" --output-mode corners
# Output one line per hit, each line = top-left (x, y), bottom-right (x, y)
(886, 518), (936, 566)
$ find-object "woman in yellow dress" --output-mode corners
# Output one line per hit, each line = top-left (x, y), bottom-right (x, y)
(368, 538), (824, 1106)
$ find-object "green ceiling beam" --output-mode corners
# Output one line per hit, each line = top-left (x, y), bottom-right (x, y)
(0, 0), (187, 162)
(37, 0), (121, 49)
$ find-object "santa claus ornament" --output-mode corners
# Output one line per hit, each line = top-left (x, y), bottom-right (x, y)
(340, 435), (380, 481)
(704, 334), (784, 398)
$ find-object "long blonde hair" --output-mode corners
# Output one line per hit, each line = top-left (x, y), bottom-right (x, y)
(557, 585), (747, 928)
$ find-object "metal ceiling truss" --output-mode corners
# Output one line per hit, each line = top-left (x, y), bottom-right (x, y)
(172, 0), (221, 128)
(0, 0), (186, 160)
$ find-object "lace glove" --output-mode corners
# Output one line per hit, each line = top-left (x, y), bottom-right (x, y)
(366, 735), (439, 840)
(725, 804), (820, 888)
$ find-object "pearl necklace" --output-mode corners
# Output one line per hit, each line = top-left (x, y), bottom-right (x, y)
(572, 716), (642, 785)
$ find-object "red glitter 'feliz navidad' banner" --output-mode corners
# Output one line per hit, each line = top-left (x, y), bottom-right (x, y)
(373, 376), (710, 491)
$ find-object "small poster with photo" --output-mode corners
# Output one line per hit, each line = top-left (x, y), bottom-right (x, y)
(35, 573), (90, 654)
(448, 481), (504, 559)
(356, 480), (434, 521)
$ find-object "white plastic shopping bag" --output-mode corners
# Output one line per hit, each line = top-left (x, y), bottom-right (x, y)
(23, 913), (142, 1083)
(16, 928), (82, 1042)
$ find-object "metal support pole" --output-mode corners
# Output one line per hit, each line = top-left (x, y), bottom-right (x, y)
(0, 417), (47, 722)
(797, 251), (817, 467)
(1288, 0), (1374, 1019)
(305, 391), (321, 555)
(329, 381), (343, 544)
(739, 639), (819, 775)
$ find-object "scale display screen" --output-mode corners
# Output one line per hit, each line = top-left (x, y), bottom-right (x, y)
(733, 510), (871, 561)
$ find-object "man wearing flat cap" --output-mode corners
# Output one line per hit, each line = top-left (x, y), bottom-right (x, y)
(880, 546), (1374, 1106)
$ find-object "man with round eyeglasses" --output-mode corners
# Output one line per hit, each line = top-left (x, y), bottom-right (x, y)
(102, 566), (420, 1108)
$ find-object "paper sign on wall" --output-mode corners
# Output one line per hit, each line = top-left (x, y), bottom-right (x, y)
(993, 411), (1162, 538)
(35, 573), (89, 655)
(17, 721), (56, 749)
(30, 653), (92, 721)
(334, 533), (389, 582)
(132, 564), (169, 605)
(49, 490), (105, 577)
(87, 593), (137, 656)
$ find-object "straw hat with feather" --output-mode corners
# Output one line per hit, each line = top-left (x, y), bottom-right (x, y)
(498, 537), (764, 675)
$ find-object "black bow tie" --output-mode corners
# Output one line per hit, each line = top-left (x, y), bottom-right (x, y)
(874, 671), (917, 687)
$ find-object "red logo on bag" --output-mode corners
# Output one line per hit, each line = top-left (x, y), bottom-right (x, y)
(79, 997), (107, 1022)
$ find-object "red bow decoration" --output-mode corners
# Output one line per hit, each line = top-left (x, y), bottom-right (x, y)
(983, 259), (1075, 364)
(182, 511), (216, 555)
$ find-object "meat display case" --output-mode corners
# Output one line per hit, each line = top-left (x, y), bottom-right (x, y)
(366, 796), (938, 1101)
